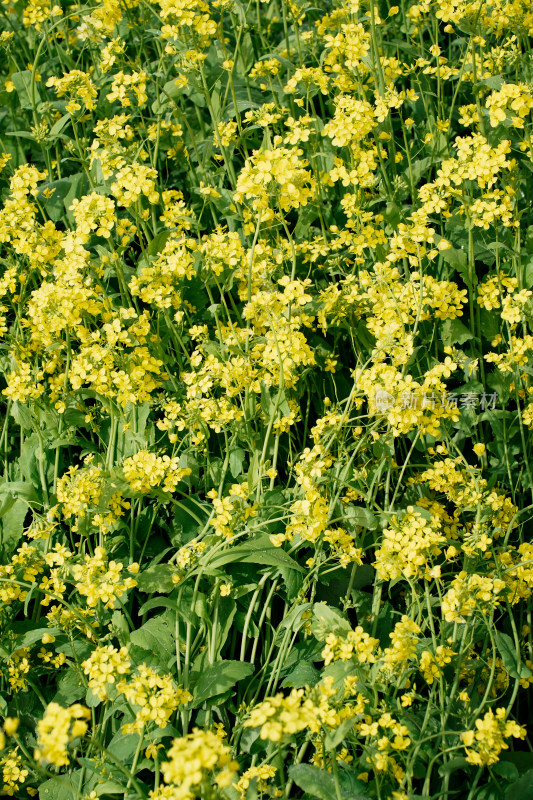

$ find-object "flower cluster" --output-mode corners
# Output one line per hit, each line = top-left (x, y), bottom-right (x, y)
(34, 703), (90, 767)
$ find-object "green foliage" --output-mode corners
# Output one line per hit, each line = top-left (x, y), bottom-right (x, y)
(0, 0), (532, 798)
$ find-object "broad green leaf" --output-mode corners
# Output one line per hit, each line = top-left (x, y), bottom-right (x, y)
(479, 308), (501, 340)
(343, 505), (377, 530)
(325, 717), (358, 750)
(54, 668), (86, 705)
(11, 70), (41, 108)
(441, 317), (474, 346)
(19, 433), (41, 485)
(0, 493), (15, 518)
(85, 687), (102, 708)
(524, 258), (533, 289)
(281, 661), (320, 689)
(213, 596), (236, 659)
(438, 757), (470, 776)
(138, 230), (172, 270)
(192, 659), (254, 706)
(504, 769), (533, 800)
(294, 205), (320, 239)
(492, 761), (519, 782)
(279, 565), (303, 600)
(442, 248), (477, 287)
(338, 769), (369, 798)
(107, 731), (140, 763)
(323, 660), (359, 690)
(92, 779), (125, 794)
(11, 401), (33, 431)
(408, 155), (433, 186)
(39, 770), (94, 800)
(0, 499), (27, 555)
(49, 113), (71, 138)
(205, 536), (304, 572)
(495, 631), (533, 680)
(37, 179), (77, 222)
(311, 602), (351, 640)
(11, 626), (61, 652)
(229, 448), (246, 478)
(138, 595), (180, 616)
(288, 765), (336, 800)
(38, 777), (77, 800)
(129, 612), (175, 668)
(136, 564), (177, 594)
(0, 483), (34, 504)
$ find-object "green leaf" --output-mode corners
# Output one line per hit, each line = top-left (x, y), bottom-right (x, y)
(49, 113), (71, 138)
(107, 731), (140, 764)
(524, 258), (533, 289)
(138, 230), (172, 270)
(37, 179), (76, 222)
(11, 401), (33, 430)
(229, 448), (246, 478)
(138, 595), (180, 616)
(325, 717), (358, 750)
(92, 779), (125, 795)
(39, 773), (85, 800)
(492, 761), (519, 782)
(85, 687), (102, 708)
(281, 661), (320, 689)
(343, 505), (377, 530)
(288, 765), (336, 800)
(136, 564), (177, 594)
(294, 205), (320, 239)
(62, 172), (86, 218)
(11, 626), (61, 652)
(192, 659), (254, 707)
(505, 769), (533, 800)
(311, 602), (351, 640)
(441, 317), (474, 346)
(54, 668), (86, 705)
(19, 433), (41, 485)
(279, 565), (303, 600)
(409, 155), (433, 186)
(0, 493), (15, 519)
(205, 535), (304, 572)
(172, 496), (210, 544)
(495, 631), (533, 680)
(6, 129), (38, 141)
(213, 597), (236, 659)
(0, 483), (34, 504)
(438, 757), (470, 776)
(323, 659), (361, 690)
(479, 308), (501, 341)
(442, 248), (477, 286)
(129, 612), (175, 669)
(337, 770), (369, 798)
(479, 75), (505, 91)
(11, 70), (41, 108)
(0, 499), (27, 555)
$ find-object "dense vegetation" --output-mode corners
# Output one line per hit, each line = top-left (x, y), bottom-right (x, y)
(0, 0), (533, 798)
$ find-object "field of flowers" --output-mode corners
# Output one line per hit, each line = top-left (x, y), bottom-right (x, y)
(1, 0), (533, 797)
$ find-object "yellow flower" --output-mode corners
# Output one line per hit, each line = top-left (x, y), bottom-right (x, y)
(82, 645), (131, 701)
(151, 728), (238, 800)
(461, 708), (526, 766)
(34, 703), (90, 767)
(2, 719), (18, 737)
(1, 750), (28, 794)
